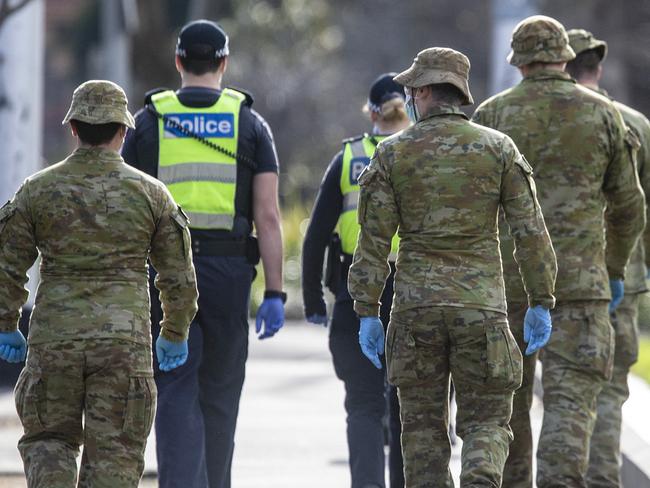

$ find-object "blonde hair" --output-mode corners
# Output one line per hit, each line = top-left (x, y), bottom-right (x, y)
(364, 97), (408, 124)
(377, 97), (409, 124)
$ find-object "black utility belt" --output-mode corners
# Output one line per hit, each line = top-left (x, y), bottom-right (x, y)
(190, 235), (260, 264)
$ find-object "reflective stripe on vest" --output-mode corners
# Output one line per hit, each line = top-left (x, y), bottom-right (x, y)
(338, 135), (399, 256)
(152, 88), (244, 230)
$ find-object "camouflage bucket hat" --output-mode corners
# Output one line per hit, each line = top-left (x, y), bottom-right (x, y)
(62, 80), (135, 128)
(508, 15), (576, 67)
(567, 28), (608, 60)
(394, 47), (474, 105)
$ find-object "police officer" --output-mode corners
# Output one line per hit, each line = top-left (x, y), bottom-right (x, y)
(0, 80), (198, 487)
(302, 73), (409, 488)
(472, 16), (645, 487)
(348, 47), (558, 487)
(566, 28), (650, 487)
(122, 20), (285, 488)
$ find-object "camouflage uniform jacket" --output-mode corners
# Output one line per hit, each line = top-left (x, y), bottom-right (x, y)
(607, 93), (650, 294)
(473, 70), (645, 304)
(348, 104), (557, 317)
(0, 147), (198, 345)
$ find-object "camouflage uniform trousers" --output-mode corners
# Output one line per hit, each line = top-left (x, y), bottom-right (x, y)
(537, 300), (614, 488)
(586, 294), (640, 487)
(14, 339), (156, 488)
(501, 303), (537, 488)
(386, 306), (522, 488)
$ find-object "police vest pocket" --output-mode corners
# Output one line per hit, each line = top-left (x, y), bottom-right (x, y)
(485, 323), (523, 391)
(14, 369), (45, 431)
(386, 322), (427, 387)
(577, 311), (615, 381)
(123, 376), (156, 439)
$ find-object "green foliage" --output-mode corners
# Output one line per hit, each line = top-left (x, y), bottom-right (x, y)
(250, 203), (311, 315)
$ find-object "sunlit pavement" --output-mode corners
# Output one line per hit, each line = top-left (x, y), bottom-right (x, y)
(1, 322), (649, 487)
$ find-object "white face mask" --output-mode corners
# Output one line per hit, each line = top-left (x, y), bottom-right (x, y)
(404, 90), (419, 123)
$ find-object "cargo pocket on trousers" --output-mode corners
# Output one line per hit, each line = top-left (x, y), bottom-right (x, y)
(14, 369), (44, 432)
(577, 312), (615, 380)
(386, 322), (423, 387)
(485, 323), (523, 391)
(123, 376), (156, 439)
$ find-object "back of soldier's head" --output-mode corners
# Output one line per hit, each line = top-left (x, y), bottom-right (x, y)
(176, 20), (229, 76)
(566, 28), (607, 81)
(62, 80), (135, 146)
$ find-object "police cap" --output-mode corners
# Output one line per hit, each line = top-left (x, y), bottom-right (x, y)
(366, 73), (404, 113)
(176, 20), (229, 60)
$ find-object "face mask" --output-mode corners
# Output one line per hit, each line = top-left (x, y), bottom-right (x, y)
(405, 92), (418, 123)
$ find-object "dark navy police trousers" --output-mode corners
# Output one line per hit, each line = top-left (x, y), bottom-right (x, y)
(151, 255), (255, 488)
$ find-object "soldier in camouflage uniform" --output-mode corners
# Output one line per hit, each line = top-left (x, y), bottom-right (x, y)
(472, 16), (645, 488)
(566, 29), (650, 487)
(348, 47), (558, 487)
(0, 80), (199, 487)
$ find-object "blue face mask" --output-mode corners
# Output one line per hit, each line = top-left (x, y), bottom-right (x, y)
(404, 92), (418, 123)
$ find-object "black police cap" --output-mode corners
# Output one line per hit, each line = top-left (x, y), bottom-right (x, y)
(176, 20), (229, 60)
(367, 73), (404, 113)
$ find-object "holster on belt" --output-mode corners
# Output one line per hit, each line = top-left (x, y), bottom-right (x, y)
(324, 233), (343, 294)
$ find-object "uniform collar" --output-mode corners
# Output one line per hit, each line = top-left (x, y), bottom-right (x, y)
(419, 104), (469, 122)
(69, 146), (124, 164)
(522, 68), (575, 83)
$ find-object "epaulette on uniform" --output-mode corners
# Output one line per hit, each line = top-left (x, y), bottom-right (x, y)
(226, 86), (254, 107)
(144, 87), (169, 106)
(342, 133), (368, 145)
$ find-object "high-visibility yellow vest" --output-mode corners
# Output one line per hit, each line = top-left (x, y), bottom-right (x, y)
(338, 134), (399, 256)
(152, 88), (245, 230)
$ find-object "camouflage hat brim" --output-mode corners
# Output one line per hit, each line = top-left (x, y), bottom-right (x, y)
(507, 44), (576, 67)
(394, 67), (474, 105)
(62, 108), (135, 129)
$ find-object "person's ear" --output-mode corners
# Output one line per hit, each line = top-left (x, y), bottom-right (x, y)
(69, 122), (78, 137)
(596, 64), (603, 82)
(175, 55), (183, 74)
(220, 56), (229, 76)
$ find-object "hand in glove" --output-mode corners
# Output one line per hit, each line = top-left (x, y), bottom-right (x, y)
(609, 279), (624, 313)
(359, 316), (384, 369)
(156, 336), (189, 372)
(256, 297), (285, 340)
(523, 305), (552, 355)
(0, 330), (27, 363)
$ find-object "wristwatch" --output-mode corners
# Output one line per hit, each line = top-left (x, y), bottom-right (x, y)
(264, 290), (288, 304)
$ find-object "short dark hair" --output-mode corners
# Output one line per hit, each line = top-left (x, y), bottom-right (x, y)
(70, 120), (122, 146)
(179, 45), (225, 76)
(428, 83), (465, 105)
(566, 49), (601, 79)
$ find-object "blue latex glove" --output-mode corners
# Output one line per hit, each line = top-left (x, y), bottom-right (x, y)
(256, 297), (285, 340)
(306, 314), (328, 327)
(359, 317), (384, 369)
(0, 330), (27, 363)
(523, 306), (552, 356)
(156, 336), (189, 372)
(609, 279), (624, 313)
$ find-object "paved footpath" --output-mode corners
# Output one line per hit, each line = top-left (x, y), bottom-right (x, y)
(0, 322), (648, 487)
